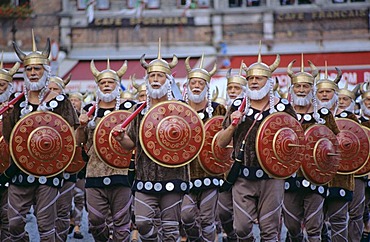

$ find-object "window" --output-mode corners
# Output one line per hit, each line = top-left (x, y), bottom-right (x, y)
(146, 0), (160, 9)
(77, 0), (110, 10)
(247, 0), (260, 6)
(229, 0), (243, 7)
(177, 0), (209, 9)
(332, 0), (347, 3)
(298, 0), (314, 3)
(280, 0), (294, 5)
(96, 0), (109, 9)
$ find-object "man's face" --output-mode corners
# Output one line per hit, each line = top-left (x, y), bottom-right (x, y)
(227, 83), (243, 99)
(338, 94), (352, 109)
(48, 82), (62, 94)
(292, 83), (312, 97)
(188, 78), (206, 95)
(364, 96), (370, 108)
(148, 71), (166, 88)
(69, 97), (82, 111)
(247, 75), (268, 91)
(25, 64), (44, 82)
(0, 80), (9, 94)
(98, 78), (117, 94)
(317, 88), (335, 102)
(137, 90), (146, 102)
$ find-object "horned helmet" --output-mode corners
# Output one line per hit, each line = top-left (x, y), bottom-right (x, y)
(185, 53), (217, 83)
(287, 54), (318, 86)
(0, 51), (20, 83)
(90, 59), (127, 83)
(226, 61), (247, 87)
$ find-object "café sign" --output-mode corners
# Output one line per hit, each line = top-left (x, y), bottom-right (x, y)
(90, 16), (195, 27)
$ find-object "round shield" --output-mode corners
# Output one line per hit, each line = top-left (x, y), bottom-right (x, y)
(198, 116), (233, 176)
(256, 112), (305, 179)
(355, 126), (370, 177)
(139, 101), (205, 168)
(302, 124), (340, 185)
(336, 118), (370, 174)
(9, 111), (76, 178)
(94, 110), (133, 169)
(65, 146), (86, 174)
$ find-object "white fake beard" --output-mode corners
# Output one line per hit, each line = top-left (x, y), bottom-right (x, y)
(188, 87), (208, 104)
(23, 71), (48, 91)
(317, 94), (338, 110)
(0, 83), (13, 103)
(291, 91), (313, 106)
(361, 104), (370, 117)
(246, 80), (270, 100)
(343, 100), (355, 113)
(147, 79), (170, 99)
(226, 91), (245, 107)
(96, 85), (120, 103)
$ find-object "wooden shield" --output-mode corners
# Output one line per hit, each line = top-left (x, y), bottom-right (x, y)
(336, 118), (370, 174)
(65, 146), (86, 174)
(256, 112), (305, 179)
(302, 124), (340, 185)
(94, 110), (133, 169)
(139, 101), (205, 168)
(355, 126), (370, 177)
(198, 116), (233, 176)
(9, 111), (76, 178)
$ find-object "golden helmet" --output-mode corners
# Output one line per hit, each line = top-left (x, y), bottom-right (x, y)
(315, 61), (342, 92)
(0, 52), (20, 83)
(243, 41), (280, 78)
(90, 58), (127, 83)
(226, 61), (247, 87)
(68, 92), (84, 101)
(13, 29), (50, 66)
(360, 81), (370, 99)
(131, 74), (146, 93)
(120, 90), (135, 100)
(49, 74), (71, 89)
(338, 81), (360, 100)
(140, 38), (178, 75)
(185, 54), (217, 83)
(287, 54), (318, 85)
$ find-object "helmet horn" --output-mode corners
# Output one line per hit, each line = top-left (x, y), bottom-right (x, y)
(287, 60), (296, 79)
(185, 56), (192, 73)
(140, 54), (149, 69)
(90, 60), (100, 78)
(116, 60), (128, 78)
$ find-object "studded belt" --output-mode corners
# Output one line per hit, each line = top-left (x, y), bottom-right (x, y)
(132, 179), (189, 194)
(238, 166), (271, 180)
(285, 174), (327, 198)
(10, 172), (64, 188)
(85, 175), (130, 188)
(189, 177), (223, 191)
(326, 187), (353, 202)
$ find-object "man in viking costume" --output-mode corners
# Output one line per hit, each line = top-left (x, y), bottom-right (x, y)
(316, 65), (358, 241)
(180, 54), (226, 241)
(2, 31), (79, 241)
(0, 54), (20, 241)
(47, 74), (83, 241)
(336, 81), (367, 242)
(217, 62), (247, 242)
(283, 56), (340, 242)
(216, 43), (297, 241)
(131, 74), (147, 102)
(67, 91), (86, 239)
(113, 39), (192, 242)
(75, 58), (135, 241)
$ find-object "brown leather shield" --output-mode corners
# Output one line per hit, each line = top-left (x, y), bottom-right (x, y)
(302, 124), (340, 185)
(256, 112), (304, 179)
(336, 118), (370, 174)
(140, 101), (205, 168)
(355, 126), (370, 177)
(65, 146), (86, 174)
(9, 111), (76, 177)
(94, 110), (133, 169)
(198, 116), (233, 176)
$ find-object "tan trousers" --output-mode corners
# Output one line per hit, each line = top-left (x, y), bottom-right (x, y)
(56, 180), (75, 241)
(348, 178), (366, 242)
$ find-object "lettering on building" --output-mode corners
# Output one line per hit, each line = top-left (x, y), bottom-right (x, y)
(275, 9), (368, 21)
(90, 17), (194, 27)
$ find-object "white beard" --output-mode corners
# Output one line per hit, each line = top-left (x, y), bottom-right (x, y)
(318, 94), (338, 110)
(291, 91), (313, 107)
(226, 92), (245, 107)
(0, 83), (13, 103)
(361, 104), (370, 117)
(188, 87), (208, 104)
(147, 79), (170, 99)
(344, 100), (355, 113)
(23, 71), (48, 91)
(246, 80), (270, 100)
(96, 85), (120, 103)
